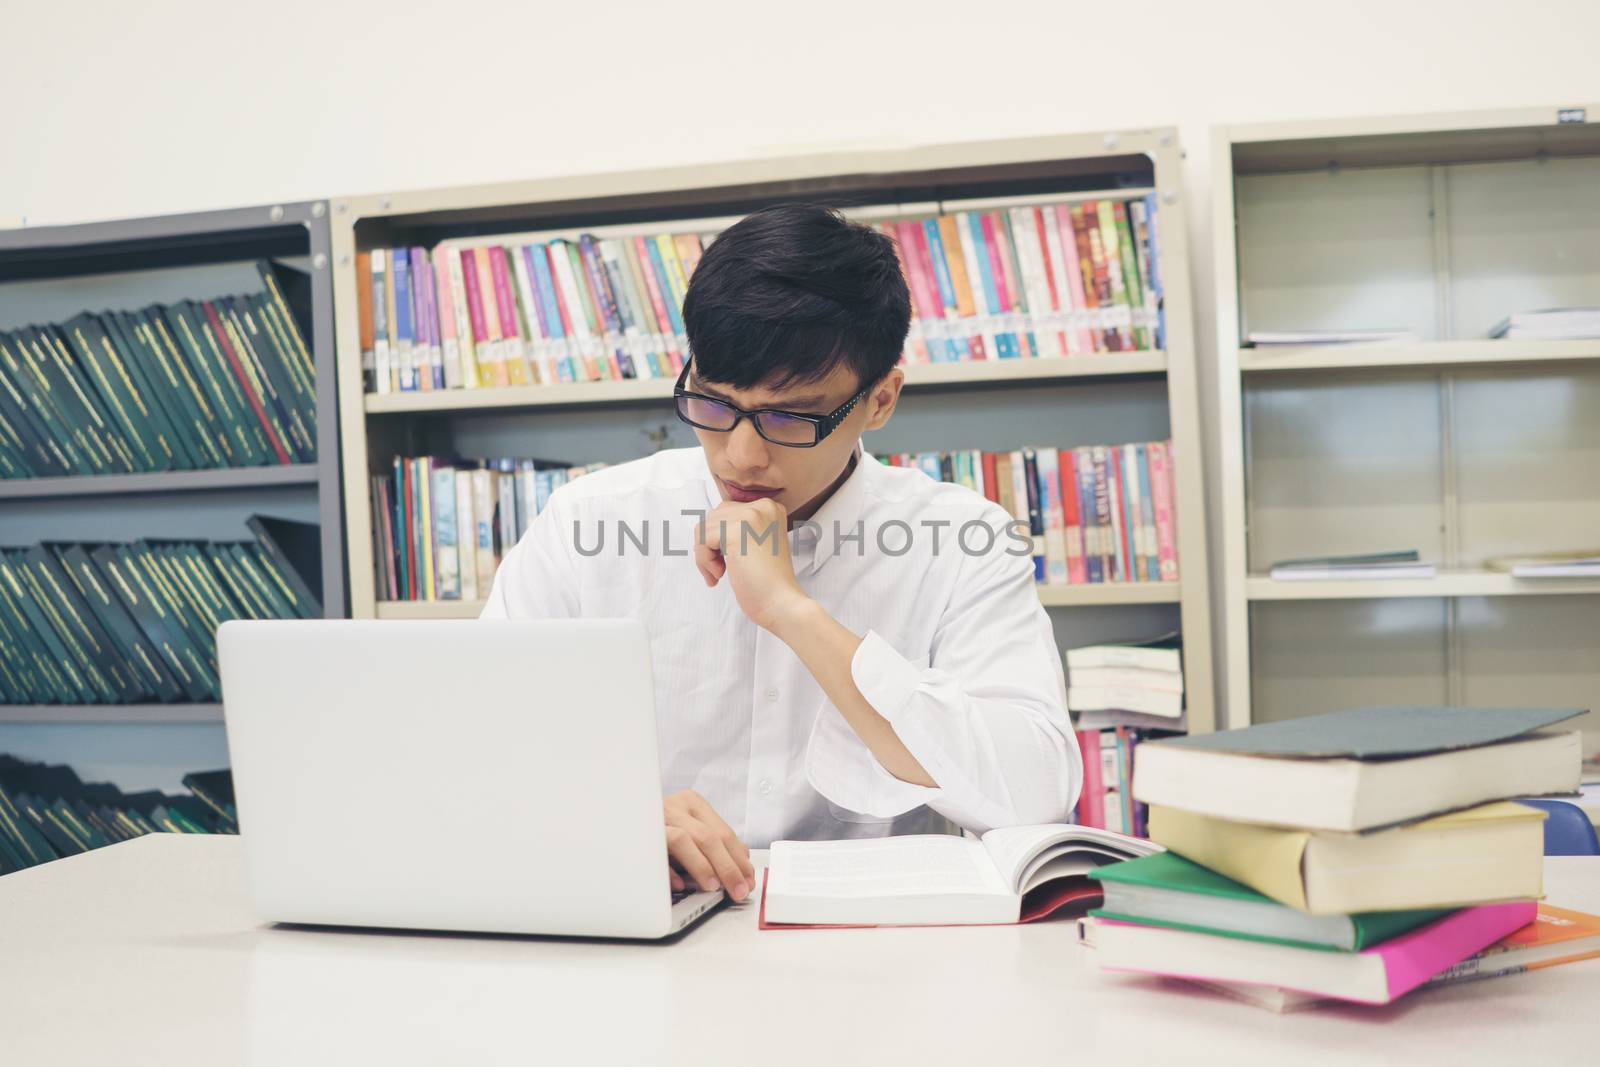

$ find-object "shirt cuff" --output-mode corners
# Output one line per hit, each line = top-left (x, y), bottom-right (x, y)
(849, 629), (925, 724)
(801, 630), (945, 820)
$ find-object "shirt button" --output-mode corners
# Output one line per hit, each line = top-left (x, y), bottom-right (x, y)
(758, 778), (774, 796)
(763, 688), (780, 703)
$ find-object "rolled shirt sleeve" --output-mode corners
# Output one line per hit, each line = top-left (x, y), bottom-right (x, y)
(805, 516), (1082, 835)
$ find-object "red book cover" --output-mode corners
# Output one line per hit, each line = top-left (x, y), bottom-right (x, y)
(1033, 206), (1068, 357)
(199, 301), (290, 464)
(1059, 449), (1087, 584)
(1075, 729), (1104, 828)
(981, 451), (1001, 504)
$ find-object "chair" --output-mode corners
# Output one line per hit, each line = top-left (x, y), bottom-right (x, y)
(1518, 800), (1600, 857)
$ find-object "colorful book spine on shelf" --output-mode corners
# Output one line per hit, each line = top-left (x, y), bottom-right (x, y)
(877, 440), (1178, 586)
(372, 455), (608, 603)
(354, 196), (1167, 394)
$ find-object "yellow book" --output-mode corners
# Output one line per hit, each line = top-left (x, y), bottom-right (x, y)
(1148, 801), (1546, 915)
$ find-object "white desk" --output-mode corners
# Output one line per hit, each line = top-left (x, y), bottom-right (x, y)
(1, 836), (1596, 1067)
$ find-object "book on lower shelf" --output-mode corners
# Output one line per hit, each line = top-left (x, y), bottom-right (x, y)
(372, 454), (606, 604)
(1268, 549), (1435, 581)
(0, 261), (317, 479)
(759, 824), (1159, 928)
(1489, 307), (1600, 340)
(881, 440), (1179, 587)
(0, 518), (322, 706)
(356, 194), (1170, 395)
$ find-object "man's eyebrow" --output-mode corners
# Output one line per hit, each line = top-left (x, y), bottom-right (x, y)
(690, 374), (829, 410)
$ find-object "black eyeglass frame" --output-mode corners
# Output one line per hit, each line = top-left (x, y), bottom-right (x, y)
(672, 362), (872, 449)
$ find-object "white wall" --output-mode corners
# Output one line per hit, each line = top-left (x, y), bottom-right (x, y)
(2, 0), (1598, 783)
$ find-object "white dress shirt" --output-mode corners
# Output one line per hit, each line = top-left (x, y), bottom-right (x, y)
(480, 446), (1082, 847)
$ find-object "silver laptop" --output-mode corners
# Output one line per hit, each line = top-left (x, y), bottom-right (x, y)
(218, 619), (725, 939)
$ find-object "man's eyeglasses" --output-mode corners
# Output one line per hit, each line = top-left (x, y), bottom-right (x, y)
(673, 362), (870, 448)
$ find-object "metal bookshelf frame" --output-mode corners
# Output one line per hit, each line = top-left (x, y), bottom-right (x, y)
(0, 201), (347, 723)
(1211, 102), (1600, 727)
(329, 128), (1219, 731)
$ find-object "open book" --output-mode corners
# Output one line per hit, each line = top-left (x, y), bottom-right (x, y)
(760, 825), (1159, 928)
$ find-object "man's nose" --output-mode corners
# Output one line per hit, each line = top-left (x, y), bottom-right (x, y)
(726, 418), (770, 472)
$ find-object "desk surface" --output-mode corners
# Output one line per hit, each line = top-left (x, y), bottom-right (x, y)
(2, 836), (1597, 1067)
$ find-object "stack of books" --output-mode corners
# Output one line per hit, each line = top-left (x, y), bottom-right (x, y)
(1081, 705), (1588, 1006)
(1067, 634), (1185, 837)
(0, 262), (316, 476)
(1490, 308), (1600, 340)
(0, 756), (235, 875)
(1269, 549), (1434, 581)
(880, 440), (1178, 586)
(372, 455), (606, 603)
(0, 517), (321, 705)
(356, 196), (1169, 395)
(1068, 633), (1183, 724)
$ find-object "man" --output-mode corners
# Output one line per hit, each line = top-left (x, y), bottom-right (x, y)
(481, 203), (1081, 904)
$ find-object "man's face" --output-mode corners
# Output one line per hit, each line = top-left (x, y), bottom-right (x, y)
(688, 362), (902, 521)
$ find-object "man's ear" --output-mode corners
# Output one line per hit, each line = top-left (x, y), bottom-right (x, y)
(863, 367), (904, 431)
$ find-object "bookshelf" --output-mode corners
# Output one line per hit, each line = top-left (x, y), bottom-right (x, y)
(0, 202), (345, 726)
(331, 129), (1217, 730)
(1212, 104), (1600, 748)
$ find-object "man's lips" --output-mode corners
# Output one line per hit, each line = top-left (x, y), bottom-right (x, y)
(722, 478), (781, 502)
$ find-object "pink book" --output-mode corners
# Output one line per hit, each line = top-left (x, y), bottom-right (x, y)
(1052, 204), (1098, 353)
(988, 211), (1034, 358)
(881, 224), (929, 364)
(886, 223), (928, 362)
(1095, 901), (1537, 1006)
(457, 246), (492, 378)
(486, 247), (526, 381)
(895, 220), (942, 362)
(1149, 440), (1178, 581)
(633, 236), (682, 373)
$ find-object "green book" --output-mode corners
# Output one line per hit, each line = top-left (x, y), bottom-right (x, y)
(97, 310), (198, 470)
(131, 309), (230, 467)
(91, 545), (212, 702)
(60, 313), (162, 472)
(1088, 852), (1447, 952)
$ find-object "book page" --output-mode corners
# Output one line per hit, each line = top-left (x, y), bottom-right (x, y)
(768, 836), (1010, 899)
(981, 824), (1160, 891)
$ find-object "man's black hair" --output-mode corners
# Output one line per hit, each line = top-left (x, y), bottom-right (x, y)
(681, 203), (911, 391)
